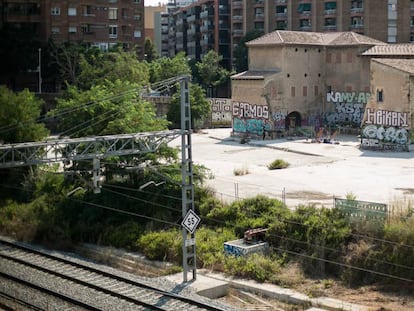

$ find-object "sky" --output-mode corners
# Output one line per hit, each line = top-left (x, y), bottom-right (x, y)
(145, 0), (168, 6)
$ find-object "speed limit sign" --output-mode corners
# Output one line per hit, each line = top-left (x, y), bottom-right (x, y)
(181, 209), (201, 234)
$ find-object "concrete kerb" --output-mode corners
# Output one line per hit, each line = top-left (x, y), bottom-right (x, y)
(198, 270), (371, 311)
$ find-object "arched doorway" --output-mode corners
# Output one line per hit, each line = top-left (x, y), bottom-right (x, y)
(285, 111), (302, 130)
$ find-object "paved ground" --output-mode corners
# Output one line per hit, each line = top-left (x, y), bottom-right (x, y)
(170, 128), (414, 208)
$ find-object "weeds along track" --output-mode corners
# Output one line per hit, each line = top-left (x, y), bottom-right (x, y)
(0, 237), (234, 311)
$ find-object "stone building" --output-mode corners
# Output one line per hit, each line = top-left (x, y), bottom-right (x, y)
(231, 30), (385, 137)
(361, 58), (414, 150)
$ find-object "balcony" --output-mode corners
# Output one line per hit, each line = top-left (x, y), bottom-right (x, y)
(232, 15), (243, 21)
(187, 15), (196, 22)
(351, 23), (364, 29)
(350, 7), (364, 15)
(324, 25), (337, 30)
(232, 29), (244, 37)
(232, 1), (243, 9)
(275, 0), (287, 3)
(324, 9), (336, 15)
(254, 13), (265, 21)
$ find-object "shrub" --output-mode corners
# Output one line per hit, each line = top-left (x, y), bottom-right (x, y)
(268, 159), (289, 170)
(233, 165), (249, 176)
(136, 229), (181, 262)
(224, 253), (283, 283)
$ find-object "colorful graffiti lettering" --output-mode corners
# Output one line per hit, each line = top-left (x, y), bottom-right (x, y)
(271, 111), (287, 128)
(362, 125), (409, 144)
(326, 92), (370, 103)
(233, 118), (271, 135)
(232, 102), (269, 119)
(224, 244), (247, 256)
(324, 102), (364, 126)
(365, 108), (408, 127)
(210, 98), (232, 126)
(325, 91), (369, 127)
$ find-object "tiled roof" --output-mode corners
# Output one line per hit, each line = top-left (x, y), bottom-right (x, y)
(372, 58), (414, 75)
(231, 70), (280, 80)
(247, 30), (386, 46)
(362, 44), (414, 56)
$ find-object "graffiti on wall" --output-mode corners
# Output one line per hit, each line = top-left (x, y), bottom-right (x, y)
(232, 101), (269, 119)
(361, 108), (410, 149)
(364, 108), (409, 127)
(210, 98), (232, 127)
(232, 101), (270, 134)
(325, 91), (370, 126)
(271, 111), (287, 129)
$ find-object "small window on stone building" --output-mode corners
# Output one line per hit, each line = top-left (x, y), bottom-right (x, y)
(291, 86), (296, 97)
(327, 85), (332, 93)
(326, 53), (332, 63)
(314, 85), (319, 96)
(377, 89), (384, 102)
(303, 86), (307, 96)
(335, 52), (341, 63)
(346, 86), (352, 92)
(347, 52), (352, 63)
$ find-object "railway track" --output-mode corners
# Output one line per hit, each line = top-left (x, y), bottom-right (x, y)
(0, 237), (236, 311)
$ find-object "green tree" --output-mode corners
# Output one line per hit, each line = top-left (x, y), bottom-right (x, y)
(167, 83), (210, 129)
(144, 38), (158, 62)
(77, 48), (150, 90)
(195, 50), (233, 97)
(49, 41), (92, 87)
(51, 80), (168, 138)
(0, 86), (49, 144)
(149, 52), (191, 83)
(233, 29), (264, 73)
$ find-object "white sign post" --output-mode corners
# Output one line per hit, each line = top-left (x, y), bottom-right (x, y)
(181, 209), (200, 234)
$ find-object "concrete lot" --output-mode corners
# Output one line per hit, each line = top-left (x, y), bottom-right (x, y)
(170, 128), (414, 208)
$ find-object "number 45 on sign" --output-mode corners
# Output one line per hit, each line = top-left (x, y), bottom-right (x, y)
(182, 209), (201, 234)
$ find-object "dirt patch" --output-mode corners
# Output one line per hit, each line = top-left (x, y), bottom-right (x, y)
(275, 262), (414, 311)
(285, 190), (333, 200)
(395, 188), (414, 195)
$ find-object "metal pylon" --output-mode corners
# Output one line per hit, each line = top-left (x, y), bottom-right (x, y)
(180, 76), (196, 282)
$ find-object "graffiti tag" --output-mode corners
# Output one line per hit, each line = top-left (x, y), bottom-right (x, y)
(232, 102), (269, 119)
(362, 125), (408, 144)
(364, 108), (408, 127)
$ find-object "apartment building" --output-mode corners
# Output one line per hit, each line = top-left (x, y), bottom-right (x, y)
(167, 0), (231, 68)
(233, 0), (414, 43)
(0, 0), (145, 52)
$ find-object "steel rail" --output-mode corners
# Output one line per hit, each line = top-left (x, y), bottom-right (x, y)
(0, 238), (228, 311)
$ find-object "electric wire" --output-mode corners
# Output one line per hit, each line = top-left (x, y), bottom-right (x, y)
(1, 179), (413, 282)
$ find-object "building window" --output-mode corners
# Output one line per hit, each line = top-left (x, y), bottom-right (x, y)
(51, 7), (60, 15)
(134, 0), (141, 3)
(68, 26), (77, 33)
(291, 86), (295, 97)
(68, 8), (77, 16)
(109, 25), (118, 38)
(347, 52), (353, 63)
(134, 13), (142, 21)
(324, 18), (336, 28)
(108, 8), (118, 20)
(81, 24), (91, 34)
(297, 3), (311, 14)
(51, 27), (60, 34)
(314, 86), (319, 96)
(335, 52), (341, 63)
(134, 30), (142, 38)
(326, 53), (332, 63)
(303, 86), (307, 97)
(377, 89), (384, 102)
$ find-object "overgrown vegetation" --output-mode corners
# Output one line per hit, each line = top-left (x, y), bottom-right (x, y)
(233, 165), (249, 176)
(1, 45), (413, 294)
(268, 159), (290, 170)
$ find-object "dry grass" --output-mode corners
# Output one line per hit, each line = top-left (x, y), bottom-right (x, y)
(233, 165), (250, 176)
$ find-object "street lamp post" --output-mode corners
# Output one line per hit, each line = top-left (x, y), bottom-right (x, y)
(38, 48), (42, 94)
